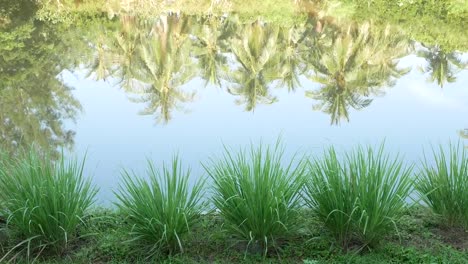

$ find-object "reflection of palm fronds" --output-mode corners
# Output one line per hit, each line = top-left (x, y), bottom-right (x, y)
(274, 26), (308, 91)
(417, 45), (467, 88)
(130, 84), (195, 124)
(226, 22), (281, 111)
(119, 14), (196, 123)
(307, 86), (372, 125)
(305, 22), (410, 125)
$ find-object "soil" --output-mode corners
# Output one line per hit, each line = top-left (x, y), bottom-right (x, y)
(432, 226), (468, 251)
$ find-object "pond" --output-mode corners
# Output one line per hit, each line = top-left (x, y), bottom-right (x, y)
(1, 0), (467, 204)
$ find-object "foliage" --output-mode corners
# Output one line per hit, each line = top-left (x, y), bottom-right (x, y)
(343, 0), (468, 52)
(3, 207), (467, 263)
(416, 142), (468, 229)
(227, 21), (281, 111)
(115, 156), (207, 258)
(204, 141), (306, 254)
(416, 45), (468, 88)
(305, 21), (410, 124)
(304, 144), (414, 249)
(12, 2), (466, 126)
(0, 0), (87, 157)
(0, 148), (97, 259)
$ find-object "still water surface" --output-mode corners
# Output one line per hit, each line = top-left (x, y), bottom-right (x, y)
(1, 7), (468, 203)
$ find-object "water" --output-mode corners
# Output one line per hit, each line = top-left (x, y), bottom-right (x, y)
(1, 1), (467, 204)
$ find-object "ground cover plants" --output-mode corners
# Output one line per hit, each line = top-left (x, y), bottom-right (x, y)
(416, 142), (468, 229)
(304, 144), (414, 250)
(115, 156), (207, 258)
(0, 142), (466, 263)
(0, 149), (97, 261)
(204, 141), (307, 255)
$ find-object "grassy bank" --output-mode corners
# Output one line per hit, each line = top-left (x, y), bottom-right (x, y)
(1, 207), (467, 263)
(1, 143), (467, 263)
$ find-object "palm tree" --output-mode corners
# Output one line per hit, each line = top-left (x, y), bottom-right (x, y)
(85, 14), (141, 84)
(111, 15), (145, 91)
(227, 21), (280, 111)
(305, 22), (410, 125)
(86, 36), (114, 80)
(127, 14), (196, 123)
(273, 25), (308, 91)
(307, 88), (372, 124)
(417, 44), (468, 88)
(191, 15), (235, 87)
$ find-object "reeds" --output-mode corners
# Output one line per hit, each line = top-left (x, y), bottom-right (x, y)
(115, 156), (207, 258)
(0, 149), (97, 257)
(304, 144), (414, 249)
(416, 142), (468, 229)
(1, 140), (466, 260)
(204, 141), (306, 254)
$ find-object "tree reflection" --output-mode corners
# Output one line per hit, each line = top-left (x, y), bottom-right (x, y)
(0, 1), (81, 156)
(227, 21), (280, 111)
(192, 15), (233, 87)
(84, 12), (417, 125)
(121, 14), (196, 123)
(305, 22), (410, 125)
(417, 45), (468, 88)
(274, 25), (308, 91)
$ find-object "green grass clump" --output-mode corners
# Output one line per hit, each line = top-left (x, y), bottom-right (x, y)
(416, 142), (468, 229)
(304, 144), (414, 250)
(0, 149), (97, 258)
(204, 141), (306, 254)
(115, 156), (207, 258)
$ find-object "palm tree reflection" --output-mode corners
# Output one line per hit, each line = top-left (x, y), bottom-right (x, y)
(306, 22), (410, 125)
(417, 44), (468, 88)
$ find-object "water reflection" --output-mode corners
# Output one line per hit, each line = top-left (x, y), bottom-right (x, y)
(1, 3), (468, 156)
(305, 22), (410, 124)
(86, 13), (424, 124)
(417, 45), (468, 88)
(228, 21), (281, 111)
(0, 1), (81, 156)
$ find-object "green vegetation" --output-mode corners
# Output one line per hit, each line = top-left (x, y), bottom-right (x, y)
(339, 0), (468, 52)
(0, 0), (86, 157)
(304, 144), (414, 249)
(68, 12), (415, 125)
(416, 45), (468, 88)
(416, 143), (468, 229)
(204, 141), (306, 254)
(115, 156), (207, 258)
(1, 207), (466, 263)
(0, 0), (466, 262)
(0, 143), (467, 262)
(0, 149), (97, 260)
(34, 0), (467, 52)
(1, 0), (467, 132)
(305, 21), (410, 124)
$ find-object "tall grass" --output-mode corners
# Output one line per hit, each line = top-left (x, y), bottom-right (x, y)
(115, 156), (207, 258)
(416, 143), (468, 229)
(204, 141), (306, 254)
(0, 149), (97, 257)
(304, 144), (413, 249)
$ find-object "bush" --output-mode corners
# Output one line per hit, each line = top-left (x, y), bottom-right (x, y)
(0, 149), (97, 257)
(304, 144), (413, 249)
(416, 142), (468, 229)
(115, 156), (207, 258)
(204, 141), (306, 254)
